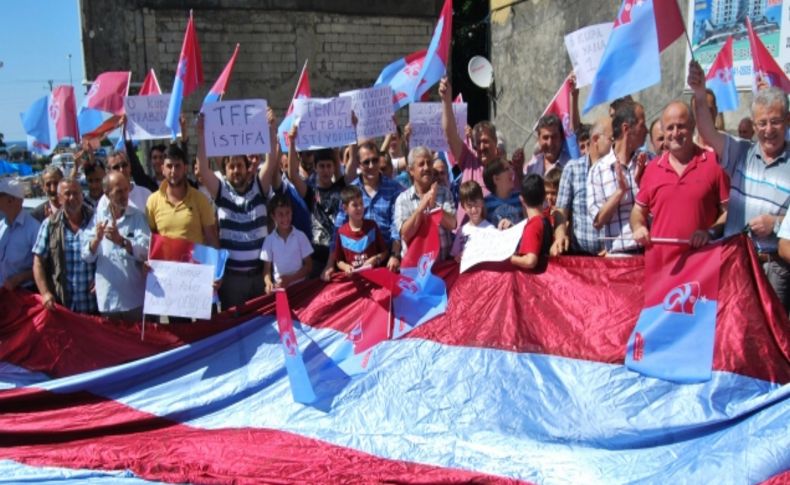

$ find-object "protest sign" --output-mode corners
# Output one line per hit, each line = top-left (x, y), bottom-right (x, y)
(564, 23), (613, 88)
(340, 86), (395, 141)
(124, 94), (178, 140)
(292, 97), (356, 150)
(409, 102), (466, 153)
(143, 260), (214, 319)
(459, 219), (527, 273)
(203, 99), (271, 157)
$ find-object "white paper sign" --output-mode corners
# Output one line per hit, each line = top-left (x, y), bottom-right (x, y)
(293, 97), (356, 150)
(124, 94), (178, 140)
(143, 260), (214, 319)
(459, 219), (527, 273)
(340, 86), (395, 141)
(203, 99), (271, 157)
(409, 102), (467, 153)
(563, 22), (613, 88)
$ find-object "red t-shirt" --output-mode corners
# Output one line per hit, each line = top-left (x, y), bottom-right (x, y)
(635, 148), (730, 239)
(333, 219), (387, 269)
(518, 215), (549, 256)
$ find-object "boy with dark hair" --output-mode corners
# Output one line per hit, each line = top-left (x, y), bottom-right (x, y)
(451, 180), (492, 262)
(543, 167), (562, 221)
(260, 193), (313, 293)
(482, 159), (522, 229)
(321, 185), (388, 280)
(511, 174), (553, 271)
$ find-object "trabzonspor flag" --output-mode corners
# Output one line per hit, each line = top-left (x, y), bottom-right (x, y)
(139, 68), (162, 95)
(626, 243), (721, 383)
(277, 60), (310, 151)
(83, 71), (131, 115)
(375, 49), (427, 110)
(538, 75), (580, 159)
(706, 36), (739, 112)
(413, 0), (452, 102)
(202, 43), (240, 108)
(20, 85), (80, 153)
(149, 233), (229, 281)
(745, 16), (790, 93)
(583, 0), (683, 113)
(165, 11), (204, 138)
(275, 289), (317, 403)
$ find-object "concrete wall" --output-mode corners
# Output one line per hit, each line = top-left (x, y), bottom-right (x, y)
(80, 0), (440, 116)
(489, 0), (754, 151)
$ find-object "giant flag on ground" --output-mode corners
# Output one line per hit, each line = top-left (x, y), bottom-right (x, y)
(202, 43), (240, 108)
(165, 11), (204, 138)
(20, 85), (80, 153)
(705, 36), (739, 112)
(0, 234), (787, 483)
(745, 17), (790, 93)
(583, 0), (684, 113)
(277, 60), (311, 151)
(538, 75), (581, 159)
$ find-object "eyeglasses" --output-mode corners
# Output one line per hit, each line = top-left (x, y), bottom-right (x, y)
(360, 158), (378, 167)
(110, 162), (129, 171)
(755, 119), (785, 129)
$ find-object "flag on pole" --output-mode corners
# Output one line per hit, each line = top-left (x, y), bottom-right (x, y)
(83, 71), (131, 115)
(745, 17), (790, 93)
(538, 75), (581, 158)
(277, 60), (311, 151)
(705, 36), (739, 112)
(139, 68), (162, 96)
(20, 86), (80, 152)
(165, 11), (204, 138)
(583, 0), (684, 113)
(375, 50), (428, 110)
(413, 0), (453, 102)
(20, 95), (54, 154)
(202, 43), (240, 108)
(149, 233), (229, 281)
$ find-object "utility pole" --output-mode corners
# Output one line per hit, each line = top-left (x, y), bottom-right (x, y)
(68, 53), (73, 87)
(47, 80), (54, 92)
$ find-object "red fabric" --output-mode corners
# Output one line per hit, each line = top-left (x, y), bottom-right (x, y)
(0, 235), (787, 384)
(208, 43), (240, 99)
(178, 13), (204, 97)
(642, 242), (721, 309)
(82, 115), (123, 140)
(333, 219), (387, 269)
(746, 17), (790, 92)
(706, 36), (734, 81)
(0, 387), (520, 485)
(285, 60), (311, 116)
(50, 86), (80, 143)
(537, 75), (574, 137)
(654, 0), (685, 52)
(402, 210), (443, 268)
(139, 68), (162, 96)
(517, 216), (545, 256)
(635, 148), (730, 239)
(149, 233), (194, 262)
(85, 71), (130, 115)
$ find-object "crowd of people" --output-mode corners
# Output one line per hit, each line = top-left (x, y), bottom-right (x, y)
(1, 60), (788, 322)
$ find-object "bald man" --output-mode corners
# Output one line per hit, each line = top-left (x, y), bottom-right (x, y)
(631, 101), (729, 249)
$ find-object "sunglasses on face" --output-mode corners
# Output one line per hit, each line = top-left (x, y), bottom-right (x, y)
(110, 162), (129, 171)
(360, 158), (378, 167)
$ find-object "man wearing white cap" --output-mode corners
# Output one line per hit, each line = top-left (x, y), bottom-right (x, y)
(0, 178), (40, 290)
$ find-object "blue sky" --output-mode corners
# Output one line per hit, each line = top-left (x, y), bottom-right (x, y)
(0, 0), (85, 144)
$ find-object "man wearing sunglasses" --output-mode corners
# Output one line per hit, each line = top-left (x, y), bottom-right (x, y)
(94, 150), (152, 218)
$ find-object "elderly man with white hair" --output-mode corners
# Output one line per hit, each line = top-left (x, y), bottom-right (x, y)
(0, 178), (40, 290)
(394, 146), (457, 261)
(688, 60), (790, 313)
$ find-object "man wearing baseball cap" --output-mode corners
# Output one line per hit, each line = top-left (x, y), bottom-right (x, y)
(0, 178), (40, 290)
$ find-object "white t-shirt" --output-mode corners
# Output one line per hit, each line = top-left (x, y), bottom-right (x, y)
(260, 227), (314, 283)
(450, 219), (493, 257)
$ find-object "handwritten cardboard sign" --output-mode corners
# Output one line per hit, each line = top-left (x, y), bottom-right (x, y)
(564, 22), (613, 88)
(293, 97), (356, 150)
(143, 260), (214, 319)
(459, 219), (527, 273)
(124, 94), (178, 140)
(203, 99), (271, 157)
(340, 86), (396, 141)
(409, 102), (467, 153)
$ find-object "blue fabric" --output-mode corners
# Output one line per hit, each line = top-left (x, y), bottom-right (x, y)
(583, 0), (661, 113)
(0, 460), (159, 483)
(20, 95), (51, 149)
(484, 191), (522, 227)
(164, 59), (187, 139)
(707, 69), (739, 113)
(339, 228), (376, 254)
(0, 211), (40, 288)
(77, 108), (107, 136)
(0, 160), (33, 176)
(413, 10), (448, 101)
(28, 313), (790, 483)
(191, 242), (229, 280)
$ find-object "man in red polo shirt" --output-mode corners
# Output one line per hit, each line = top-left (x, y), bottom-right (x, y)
(631, 101), (729, 248)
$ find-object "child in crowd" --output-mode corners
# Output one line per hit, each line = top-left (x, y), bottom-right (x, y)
(451, 180), (492, 262)
(260, 193), (314, 293)
(321, 185), (388, 281)
(543, 167), (562, 224)
(511, 174), (553, 271)
(482, 159), (522, 229)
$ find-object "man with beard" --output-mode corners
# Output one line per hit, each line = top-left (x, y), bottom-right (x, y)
(195, 110), (277, 309)
(525, 114), (571, 176)
(32, 178), (97, 313)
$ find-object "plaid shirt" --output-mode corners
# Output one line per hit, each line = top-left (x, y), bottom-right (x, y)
(393, 184), (456, 261)
(32, 214), (97, 313)
(586, 150), (640, 253)
(557, 155), (602, 254)
(721, 135), (790, 252)
(335, 175), (404, 250)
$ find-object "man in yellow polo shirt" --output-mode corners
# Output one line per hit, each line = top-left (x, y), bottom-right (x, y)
(146, 144), (219, 247)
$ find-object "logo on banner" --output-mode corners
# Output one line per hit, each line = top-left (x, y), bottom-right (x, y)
(86, 81), (101, 104)
(561, 112), (572, 137)
(48, 101), (60, 123)
(281, 329), (297, 356)
(348, 320), (363, 342)
(177, 59), (188, 80)
(614, 0), (642, 28)
(716, 68), (732, 83)
(632, 332), (644, 362)
(397, 276), (419, 294)
(662, 282), (701, 315)
(417, 253), (435, 278)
